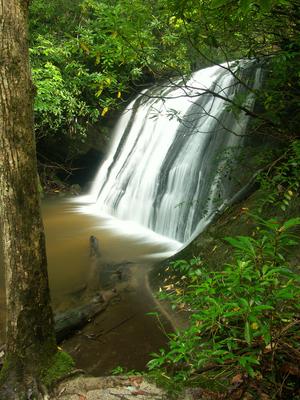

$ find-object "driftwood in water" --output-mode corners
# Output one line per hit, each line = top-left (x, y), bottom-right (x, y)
(89, 235), (100, 257)
(54, 300), (108, 343)
(86, 235), (102, 292)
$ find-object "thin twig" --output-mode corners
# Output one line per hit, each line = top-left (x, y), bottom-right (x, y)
(95, 314), (137, 339)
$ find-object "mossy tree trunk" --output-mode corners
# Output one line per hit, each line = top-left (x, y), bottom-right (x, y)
(0, 1), (57, 398)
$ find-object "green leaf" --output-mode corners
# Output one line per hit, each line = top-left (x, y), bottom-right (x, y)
(258, 0), (273, 12)
(239, 298), (249, 309)
(239, 0), (252, 12)
(146, 312), (159, 317)
(211, 0), (231, 9)
(224, 236), (255, 255)
(282, 217), (300, 230)
(244, 321), (252, 345)
(253, 305), (274, 311)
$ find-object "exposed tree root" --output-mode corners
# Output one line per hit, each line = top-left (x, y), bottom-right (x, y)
(0, 371), (50, 400)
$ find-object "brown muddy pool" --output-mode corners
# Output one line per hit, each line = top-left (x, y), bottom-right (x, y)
(0, 197), (181, 374)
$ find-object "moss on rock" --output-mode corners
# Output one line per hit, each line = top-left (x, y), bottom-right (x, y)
(0, 358), (10, 386)
(41, 350), (75, 387)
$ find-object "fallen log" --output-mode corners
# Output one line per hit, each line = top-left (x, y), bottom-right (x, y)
(0, 300), (109, 365)
(54, 299), (108, 343)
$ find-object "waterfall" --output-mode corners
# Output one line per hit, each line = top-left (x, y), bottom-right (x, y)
(79, 61), (262, 244)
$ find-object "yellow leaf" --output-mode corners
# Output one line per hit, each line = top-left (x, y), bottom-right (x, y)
(163, 284), (174, 290)
(101, 107), (109, 117)
(263, 343), (272, 353)
(95, 87), (103, 97)
(251, 322), (259, 330)
(174, 18), (183, 28)
(80, 42), (90, 54)
(288, 190), (293, 196)
(255, 371), (263, 380)
(117, 91), (122, 98)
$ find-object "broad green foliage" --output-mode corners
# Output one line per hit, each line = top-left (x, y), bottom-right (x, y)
(29, 0), (192, 143)
(148, 147), (300, 397)
(148, 214), (300, 396)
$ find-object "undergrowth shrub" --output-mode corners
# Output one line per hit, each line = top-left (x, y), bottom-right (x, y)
(148, 215), (300, 399)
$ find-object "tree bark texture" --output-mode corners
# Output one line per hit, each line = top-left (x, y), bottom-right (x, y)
(0, 0), (57, 396)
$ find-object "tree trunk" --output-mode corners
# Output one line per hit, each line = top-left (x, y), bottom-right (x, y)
(0, 1), (57, 398)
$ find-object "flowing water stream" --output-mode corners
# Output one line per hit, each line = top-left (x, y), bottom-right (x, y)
(79, 61), (263, 242)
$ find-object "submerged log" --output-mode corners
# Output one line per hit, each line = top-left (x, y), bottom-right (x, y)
(54, 299), (108, 343)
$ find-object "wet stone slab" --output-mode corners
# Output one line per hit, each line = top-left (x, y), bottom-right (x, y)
(52, 375), (166, 400)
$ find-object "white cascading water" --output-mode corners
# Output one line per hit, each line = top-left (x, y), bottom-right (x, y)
(79, 61), (262, 244)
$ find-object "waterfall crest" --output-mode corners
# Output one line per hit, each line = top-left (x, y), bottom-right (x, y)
(80, 61), (262, 243)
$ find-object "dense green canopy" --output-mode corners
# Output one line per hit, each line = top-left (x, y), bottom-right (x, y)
(30, 0), (299, 150)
